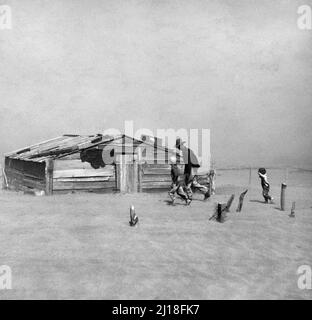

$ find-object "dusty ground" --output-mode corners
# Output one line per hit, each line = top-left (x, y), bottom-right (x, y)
(0, 169), (311, 299)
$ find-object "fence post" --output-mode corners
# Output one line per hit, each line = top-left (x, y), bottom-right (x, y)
(280, 183), (287, 211)
(290, 201), (295, 217)
(217, 203), (222, 222)
(236, 189), (248, 212)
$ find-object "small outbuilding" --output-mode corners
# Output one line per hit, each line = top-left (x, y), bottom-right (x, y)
(3, 134), (210, 195)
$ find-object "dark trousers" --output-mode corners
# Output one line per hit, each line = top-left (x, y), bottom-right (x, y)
(169, 183), (189, 201)
(262, 185), (272, 202)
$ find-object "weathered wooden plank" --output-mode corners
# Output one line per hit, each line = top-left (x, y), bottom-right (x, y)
(23, 178), (46, 190)
(141, 181), (171, 187)
(57, 153), (81, 160)
(142, 164), (171, 169)
(5, 168), (45, 182)
(138, 164), (143, 192)
(53, 176), (113, 182)
(5, 136), (65, 157)
(6, 175), (45, 191)
(19, 136), (77, 159)
(5, 162), (45, 180)
(45, 159), (54, 195)
(53, 180), (116, 190)
(142, 185), (169, 190)
(53, 167), (115, 178)
(141, 159), (171, 165)
(53, 188), (115, 194)
(115, 155), (139, 193)
(53, 182), (116, 190)
(6, 169), (45, 183)
(142, 168), (171, 175)
(142, 173), (171, 178)
(5, 172), (24, 183)
(142, 176), (172, 183)
(132, 161), (138, 193)
(5, 173), (46, 194)
(54, 159), (97, 170)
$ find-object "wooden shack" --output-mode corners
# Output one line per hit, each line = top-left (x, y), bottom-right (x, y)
(3, 134), (210, 195)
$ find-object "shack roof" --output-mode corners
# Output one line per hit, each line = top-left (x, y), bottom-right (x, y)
(5, 134), (120, 162)
(5, 134), (178, 163)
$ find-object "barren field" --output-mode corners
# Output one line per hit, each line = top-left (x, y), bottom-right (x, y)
(0, 169), (311, 299)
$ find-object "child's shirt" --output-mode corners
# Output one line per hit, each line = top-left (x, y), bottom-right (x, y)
(258, 172), (269, 188)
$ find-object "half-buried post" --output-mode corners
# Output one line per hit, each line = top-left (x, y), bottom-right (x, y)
(290, 201), (295, 217)
(280, 183), (287, 211)
(129, 204), (139, 226)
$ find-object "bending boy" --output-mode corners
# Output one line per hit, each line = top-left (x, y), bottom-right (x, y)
(168, 156), (191, 205)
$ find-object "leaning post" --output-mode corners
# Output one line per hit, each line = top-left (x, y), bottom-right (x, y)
(236, 189), (248, 212)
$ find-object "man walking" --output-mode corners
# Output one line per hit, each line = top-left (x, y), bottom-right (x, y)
(175, 138), (210, 200)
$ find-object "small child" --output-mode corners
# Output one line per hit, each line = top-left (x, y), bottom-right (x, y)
(258, 168), (274, 203)
(168, 156), (191, 205)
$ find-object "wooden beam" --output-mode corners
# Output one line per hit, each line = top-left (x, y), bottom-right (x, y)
(53, 168), (114, 179)
(5, 136), (64, 157)
(45, 159), (54, 195)
(53, 180), (116, 191)
(138, 164), (143, 192)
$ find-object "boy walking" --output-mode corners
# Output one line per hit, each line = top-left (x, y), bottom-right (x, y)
(258, 168), (274, 203)
(168, 156), (191, 205)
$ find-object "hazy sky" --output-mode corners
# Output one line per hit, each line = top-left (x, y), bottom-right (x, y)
(0, 0), (311, 168)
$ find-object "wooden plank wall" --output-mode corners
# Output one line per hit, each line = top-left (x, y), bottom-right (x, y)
(115, 154), (138, 193)
(52, 159), (116, 193)
(140, 163), (209, 191)
(140, 164), (172, 190)
(4, 157), (46, 192)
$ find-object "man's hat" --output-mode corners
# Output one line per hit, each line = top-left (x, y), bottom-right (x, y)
(175, 138), (185, 148)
